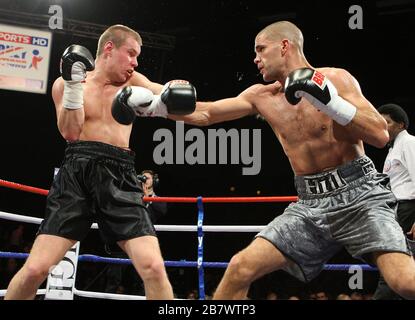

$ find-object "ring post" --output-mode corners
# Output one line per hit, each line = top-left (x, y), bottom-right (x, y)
(45, 242), (80, 300)
(196, 196), (205, 300)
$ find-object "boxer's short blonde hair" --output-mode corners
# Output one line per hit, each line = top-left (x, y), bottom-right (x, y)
(96, 24), (142, 57)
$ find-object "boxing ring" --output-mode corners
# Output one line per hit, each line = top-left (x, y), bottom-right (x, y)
(0, 178), (378, 300)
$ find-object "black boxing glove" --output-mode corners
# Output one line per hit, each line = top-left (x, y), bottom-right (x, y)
(60, 45), (95, 81)
(284, 68), (356, 126)
(135, 80), (197, 117)
(112, 81), (196, 124)
(60, 45), (95, 109)
(111, 86), (154, 125)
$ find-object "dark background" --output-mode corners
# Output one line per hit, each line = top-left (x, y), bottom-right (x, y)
(1, 0), (414, 298)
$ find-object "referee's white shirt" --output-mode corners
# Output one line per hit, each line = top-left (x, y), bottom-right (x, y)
(383, 130), (415, 200)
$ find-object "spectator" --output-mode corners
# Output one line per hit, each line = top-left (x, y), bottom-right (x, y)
(315, 291), (329, 300)
(138, 170), (168, 223)
(336, 293), (352, 300)
(266, 291), (278, 300)
(350, 291), (364, 300)
(186, 289), (198, 300)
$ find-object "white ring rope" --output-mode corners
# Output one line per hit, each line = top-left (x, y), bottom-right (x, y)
(0, 288), (157, 300)
(73, 289), (146, 300)
(0, 288), (186, 300)
(0, 210), (265, 233)
(0, 289), (46, 297)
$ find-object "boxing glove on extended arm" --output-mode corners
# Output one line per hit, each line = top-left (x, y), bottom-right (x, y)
(60, 45), (95, 109)
(111, 81), (197, 125)
(284, 68), (356, 126)
(136, 81), (197, 117)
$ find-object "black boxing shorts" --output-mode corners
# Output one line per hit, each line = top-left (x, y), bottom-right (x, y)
(38, 141), (156, 243)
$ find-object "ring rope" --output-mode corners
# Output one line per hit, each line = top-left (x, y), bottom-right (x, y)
(72, 288), (146, 300)
(0, 289), (46, 297)
(0, 251), (379, 271)
(0, 179), (49, 196)
(0, 286), (146, 300)
(0, 178), (298, 203)
(0, 210), (265, 232)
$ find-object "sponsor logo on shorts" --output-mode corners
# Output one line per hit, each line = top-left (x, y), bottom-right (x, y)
(304, 170), (347, 194)
(359, 159), (376, 175)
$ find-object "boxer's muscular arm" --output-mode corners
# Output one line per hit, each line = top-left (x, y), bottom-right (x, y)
(172, 98), (256, 126)
(53, 77), (85, 141)
(53, 45), (94, 141)
(329, 69), (389, 148)
(129, 72), (163, 94)
(169, 84), (265, 126)
(285, 68), (388, 148)
(128, 71), (254, 125)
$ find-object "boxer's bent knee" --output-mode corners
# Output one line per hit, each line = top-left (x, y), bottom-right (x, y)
(226, 252), (258, 284)
(22, 262), (51, 284)
(139, 258), (167, 282)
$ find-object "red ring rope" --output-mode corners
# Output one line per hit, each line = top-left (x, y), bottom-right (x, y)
(0, 179), (298, 203)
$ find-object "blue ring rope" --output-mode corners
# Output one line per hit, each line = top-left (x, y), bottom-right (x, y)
(0, 251), (379, 271)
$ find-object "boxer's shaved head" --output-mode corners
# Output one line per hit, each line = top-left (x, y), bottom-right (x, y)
(257, 21), (304, 53)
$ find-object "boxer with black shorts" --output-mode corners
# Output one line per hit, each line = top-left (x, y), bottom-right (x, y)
(173, 21), (415, 299)
(5, 24), (196, 300)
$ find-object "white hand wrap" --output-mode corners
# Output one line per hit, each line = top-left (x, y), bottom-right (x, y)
(63, 61), (86, 110)
(300, 80), (357, 126)
(63, 81), (84, 110)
